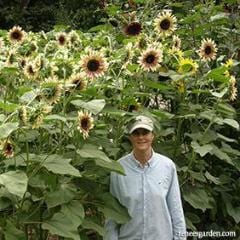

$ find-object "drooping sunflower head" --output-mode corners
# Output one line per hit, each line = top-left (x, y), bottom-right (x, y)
(197, 38), (218, 61)
(18, 106), (28, 125)
(8, 26), (25, 44)
(154, 10), (177, 37)
(1, 140), (14, 158)
(41, 77), (62, 104)
(229, 75), (238, 101)
(77, 110), (94, 139)
(172, 35), (181, 50)
(80, 51), (108, 79)
(56, 32), (68, 47)
(29, 109), (44, 129)
(67, 73), (86, 91)
(138, 48), (163, 72)
(124, 22), (142, 36)
(178, 58), (198, 74)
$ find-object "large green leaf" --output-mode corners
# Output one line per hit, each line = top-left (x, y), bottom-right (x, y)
(4, 220), (25, 240)
(210, 145), (234, 165)
(42, 200), (84, 240)
(45, 183), (76, 208)
(0, 101), (18, 113)
(71, 99), (106, 114)
(191, 141), (213, 157)
(0, 122), (19, 139)
(183, 187), (214, 212)
(42, 154), (81, 177)
(98, 193), (130, 224)
(77, 144), (111, 162)
(0, 171), (28, 198)
(82, 218), (105, 236)
(19, 90), (38, 103)
(222, 118), (239, 130)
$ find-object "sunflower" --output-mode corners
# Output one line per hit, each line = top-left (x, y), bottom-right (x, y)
(69, 30), (80, 46)
(41, 77), (62, 104)
(0, 38), (5, 50)
(124, 22), (142, 36)
(224, 58), (233, 68)
(8, 26), (25, 44)
(198, 38), (218, 61)
(24, 61), (39, 79)
(29, 112), (44, 129)
(178, 58), (198, 74)
(154, 10), (177, 37)
(138, 48), (163, 72)
(229, 75), (238, 101)
(80, 51), (108, 79)
(18, 106), (28, 125)
(6, 50), (17, 66)
(77, 110), (94, 139)
(172, 35), (181, 50)
(56, 32), (68, 47)
(1, 140), (14, 158)
(67, 73), (86, 91)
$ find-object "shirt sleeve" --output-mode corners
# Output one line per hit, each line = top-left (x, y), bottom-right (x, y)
(103, 172), (119, 240)
(167, 164), (187, 240)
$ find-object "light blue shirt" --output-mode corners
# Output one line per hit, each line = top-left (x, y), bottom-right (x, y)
(104, 151), (186, 240)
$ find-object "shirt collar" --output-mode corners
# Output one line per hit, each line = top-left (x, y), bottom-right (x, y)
(130, 149), (156, 168)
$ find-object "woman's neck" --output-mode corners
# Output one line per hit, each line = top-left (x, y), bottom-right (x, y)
(133, 148), (152, 165)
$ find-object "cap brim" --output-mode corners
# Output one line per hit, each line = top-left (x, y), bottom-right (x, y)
(129, 123), (153, 134)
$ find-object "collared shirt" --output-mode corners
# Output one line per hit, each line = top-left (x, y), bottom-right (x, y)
(104, 151), (186, 240)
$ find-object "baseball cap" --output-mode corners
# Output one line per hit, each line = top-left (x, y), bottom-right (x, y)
(128, 115), (154, 134)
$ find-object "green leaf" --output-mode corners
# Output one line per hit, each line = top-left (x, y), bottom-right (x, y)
(42, 155), (81, 177)
(0, 122), (19, 139)
(183, 187), (213, 212)
(77, 144), (111, 162)
(19, 90), (38, 103)
(210, 145), (234, 165)
(222, 118), (239, 130)
(45, 183), (76, 208)
(205, 171), (221, 185)
(82, 218), (105, 236)
(0, 101), (18, 113)
(42, 201), (84, 240)
(45, 114), (67, 123)
(71, 99), (106, 114)
(206, 66), (229, 83)
(188, 170), (206, 183)
(209, 88), (228, 98)
(210, 13), (228, 22)
(144, 79), (171, 90)
(0, 171), (28, 198)
(98, 193), (130, 224)
(4, 220), (25, 240)
(94, 158), (125, 175)
(191, 141), (213, 157)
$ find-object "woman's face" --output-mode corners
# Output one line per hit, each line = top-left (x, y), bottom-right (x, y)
(129, 128), (154, 153)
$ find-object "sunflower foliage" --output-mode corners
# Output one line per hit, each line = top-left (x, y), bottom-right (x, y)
(0, 1), (240, 239)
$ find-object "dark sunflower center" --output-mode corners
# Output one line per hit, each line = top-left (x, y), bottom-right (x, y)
(28, 66), (34, 74)
(12, 31), (21, 40)
(59, 36), (66, 45)
(74, 79), (83, 89)
(204, 46), (212, 55)
(6, 144), (13, 152)
(81, 118), (89, 130)
(87, 59), (100, 72)
(126, 22), (142, 36)
(160, 19), (171, 30)
(145, 54), (156, 64)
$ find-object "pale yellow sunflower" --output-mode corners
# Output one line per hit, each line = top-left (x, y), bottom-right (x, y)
(154, 10), (177, 37)
(1, 140), (14, 158)
(80, 51), (108, 79)
(8, 26), (25, 44)
(0, 38), (5, 50)
(229, 75), (238, 101)
(56, 32), (68, 47)
(67, 73), (86, 91)
(41, 77), (62, 104)
(178, 58), (198, 74)
(138, 48), (163, 72)
(68, 30), (80, 46)
(77, 110), (94, 139)
(224, 58), (233, 68)
(198, 38), (218, 61)
(24, 61), (39, 79)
